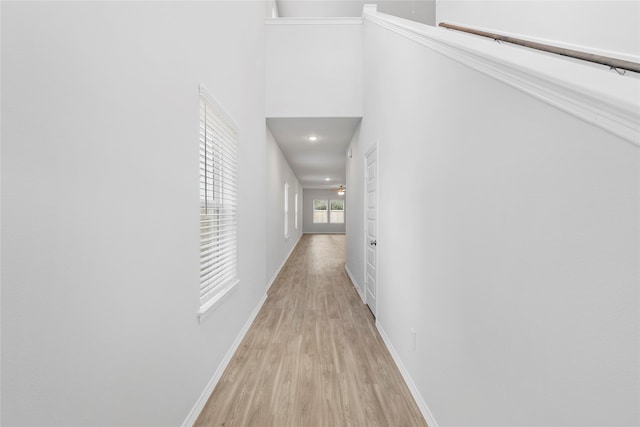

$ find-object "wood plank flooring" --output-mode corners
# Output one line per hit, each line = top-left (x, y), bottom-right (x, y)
(195, 234), (427, 427)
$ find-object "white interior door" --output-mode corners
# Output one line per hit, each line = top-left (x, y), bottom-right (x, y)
(365, 145), (377, 317)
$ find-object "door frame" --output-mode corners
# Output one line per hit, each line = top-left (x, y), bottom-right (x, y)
(363, 143), (378, 317)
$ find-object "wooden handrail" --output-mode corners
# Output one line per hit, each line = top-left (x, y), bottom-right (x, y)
(439, 22), (640, 74)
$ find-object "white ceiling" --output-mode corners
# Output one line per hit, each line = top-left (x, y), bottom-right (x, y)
(267, 117), (361, 189)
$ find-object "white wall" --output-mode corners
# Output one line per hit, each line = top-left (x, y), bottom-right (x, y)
(265, 19), (363, 117)
(345, 124), (365, 297)
(303, 189), (346, 233)
(1, 2), (267, 425)
(276, 0), (435, 25)
(266, 127), (303, 285)
(377, 1), (435, 25)
(354, 13), (640, 427)
(436, 0), (640, 61)
(277, 0), (367, 17)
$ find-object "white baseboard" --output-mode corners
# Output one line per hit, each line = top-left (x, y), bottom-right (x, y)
(302, 232), (346, 234)
(181, 292), (268, 427)
(376, 322), (439, 427)
(344, 263), (365, 303)
(267, 232), (302, 291)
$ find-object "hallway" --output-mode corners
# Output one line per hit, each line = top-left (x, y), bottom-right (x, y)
(195, 234), (427, 426)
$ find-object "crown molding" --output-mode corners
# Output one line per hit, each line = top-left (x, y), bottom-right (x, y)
(363, 10), (640, 148)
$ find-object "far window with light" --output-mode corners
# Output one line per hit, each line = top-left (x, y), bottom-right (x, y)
(313, 199), (345, 224)
(330, 199), (344, 224)
(313, 200), (328, 223)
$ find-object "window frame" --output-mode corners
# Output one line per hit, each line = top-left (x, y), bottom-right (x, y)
(312, 199), (328, 224)
(284, 182), (289, 239)
(329, 199), (345, 224)
(198, 85), (239, 320)
(294, 191), (299, 230)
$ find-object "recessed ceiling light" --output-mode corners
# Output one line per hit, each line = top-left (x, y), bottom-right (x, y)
(309, 136), (318, 142)
(325, 177), (331, 181)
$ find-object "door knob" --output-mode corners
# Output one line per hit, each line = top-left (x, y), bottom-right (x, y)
(370, 240), (377, 246)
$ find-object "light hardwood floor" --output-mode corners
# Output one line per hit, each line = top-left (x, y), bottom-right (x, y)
(195, 234), (427, 427)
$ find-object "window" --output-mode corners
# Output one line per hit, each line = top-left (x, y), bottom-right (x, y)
(313, 199), (345, 224)
(199, 86), (238, 316)
(284, 182), (289, 238)
(330, 199), (345, 224)
(294, 192), (299, 230)
(313, 200), (328, 223)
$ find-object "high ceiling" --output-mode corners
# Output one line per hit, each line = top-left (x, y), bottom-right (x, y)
(267, 117), (361, 189)
(267, 2), (363, 191)
(267, 1), (430, 191)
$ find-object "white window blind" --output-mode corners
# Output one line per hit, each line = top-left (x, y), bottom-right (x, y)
(284, 183), (289, 238)
(294, 192), (299, 230)
(199, 86), (238, 313)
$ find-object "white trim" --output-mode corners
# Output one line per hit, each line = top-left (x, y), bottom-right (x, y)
(362, 4), (378, 16)
(345, 263), (365, 303)
(284, 182), (290, 239)
(198, 84), (238, 131)
(0, 1), (3, 416)
(265, 17), (363, 26)
(197, 280), (239, 323)
(362, 142), (369, 309)
(198, 84), (239, 315)
(303, 232), (346, 235)
(182, 292), (268, 427)
(294, 191), (299, 231)
(363, 9), (640, 147)
(376, 322), (439, 427)
(364, 143), (378, 316)
(267, 232), (303, 291)
(303, 184), (349, 190)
